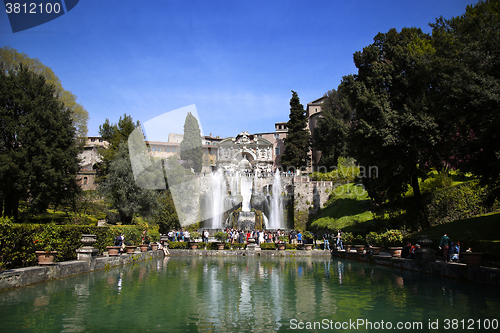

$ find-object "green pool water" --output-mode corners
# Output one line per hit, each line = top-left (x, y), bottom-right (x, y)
(0, 256), (498, 332)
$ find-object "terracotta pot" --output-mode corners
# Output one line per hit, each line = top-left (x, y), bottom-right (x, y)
(345, 245), (353, 252)
(370, 247), (382, 255)
(216, 242), (225, 250)
(150, 243), (158, 251)
(189, 242), (198, 250)
(354, 245), (365, 254)
(125, 246), (137, 254)
(304, 244), (313, 251)
(277, 243), (286, 250)
(107, 246), (120, 256)
(35, 251), (57, 265)
(461, 252), (483, 266)
(389, 247), (403, 258)
(139, 244), (149, 252)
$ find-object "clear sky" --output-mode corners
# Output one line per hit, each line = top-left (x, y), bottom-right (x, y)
(1, 0), (478, 139)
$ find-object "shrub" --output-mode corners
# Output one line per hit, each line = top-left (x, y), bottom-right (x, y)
(366, 232), (383, 246)
(260, 243), (276, 250)
(381, 229), (404, 247)
(167, 241), (188, 249)
(214, 231), (228, 242)
(342, 232), (354, 244)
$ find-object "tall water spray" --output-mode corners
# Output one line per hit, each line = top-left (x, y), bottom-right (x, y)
(269, 172), (284, 229)
(241, 176), (253, 212)
(210, 169), (226, 229)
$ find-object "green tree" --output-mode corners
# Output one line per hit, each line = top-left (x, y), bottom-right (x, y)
(180, 112), (203, 173)
(312, 88), (353, 169)
(98, 142), (157, 224)
(343, 27), (443, 229)
(0, 66), (80, 219)
(280, 90), (311, 171)
(431, 0), (500, 193)
(97, 114), (140, 180)
(152, 190), (180, 233)
(0, 46), (89, 139)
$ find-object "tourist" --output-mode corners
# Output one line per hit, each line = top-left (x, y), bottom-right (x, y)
(402, 242), (412, 258)
(158, 242), (170, 256)
(238, 230), (245, 244)
(336, 230), (343, 250)
(203, 230), (209, 243)
(246, 231), (251, 243)
(323, 233), (330, 251)
(184, 230), (190, 243)
(439, 233), (451, 262)
(259, 231), (265, 245)
(297, 231), (302, 245)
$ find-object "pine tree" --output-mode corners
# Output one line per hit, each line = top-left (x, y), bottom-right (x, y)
(280, 91), (311, 171)
(180, 112), (203, 173)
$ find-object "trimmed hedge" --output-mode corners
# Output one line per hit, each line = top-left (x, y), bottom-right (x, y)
(0, 223), (146, 270)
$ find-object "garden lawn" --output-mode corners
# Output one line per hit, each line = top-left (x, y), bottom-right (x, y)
(310, 183), (374, 231)
(411, 212), (500, 242)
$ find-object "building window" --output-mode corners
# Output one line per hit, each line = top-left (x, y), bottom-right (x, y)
(158, 148), (161, 152)
(274, 133), (279, 139)
(99, 138), (103, 142)
(83, 177), (88, 185)
(91, 138), (95, 142)
(152, 147), (156, 152)
(275, 147), (280, 155)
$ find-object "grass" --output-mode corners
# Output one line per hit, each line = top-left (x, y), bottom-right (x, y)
(411, 212), (500, 242)
(309, 183), (374, 231)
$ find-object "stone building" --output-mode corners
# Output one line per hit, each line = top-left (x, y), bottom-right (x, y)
(76, 137), (108, 190)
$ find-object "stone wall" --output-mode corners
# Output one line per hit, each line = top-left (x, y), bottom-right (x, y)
(292, 177), (334, 213)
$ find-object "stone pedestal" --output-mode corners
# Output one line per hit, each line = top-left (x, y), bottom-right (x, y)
(76, 234), (99, 262)
(246, 238), (261, 251)
(415, 235), (436, 265)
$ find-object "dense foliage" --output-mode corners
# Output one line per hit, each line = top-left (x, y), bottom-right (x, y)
(0, 66), (81, 219)
(0, 46), (89, 139)
(0, 221), (148, 269)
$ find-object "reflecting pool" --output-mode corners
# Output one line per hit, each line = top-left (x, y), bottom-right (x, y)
(0, 256), (499, 332)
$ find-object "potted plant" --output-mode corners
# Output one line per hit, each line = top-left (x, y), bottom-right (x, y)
(33, 223), (61, 265)
(461, 249), (484, 266)
(353, 235), (365, 253)
(342, 232), (354, 252)
(189, 231), (202, 249)
(277, 236), (287, 250)
(214, 231), (228, 250)
(125, 240), (137, 254)
(382, 229), (404, 257)
(366, 232), (383, 255)
(302, 232), (314, 250)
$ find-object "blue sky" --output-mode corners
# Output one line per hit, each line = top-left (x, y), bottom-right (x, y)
(1, 0), (478, 139)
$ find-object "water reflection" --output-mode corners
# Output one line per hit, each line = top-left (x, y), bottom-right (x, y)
(0, 257), (498, 333)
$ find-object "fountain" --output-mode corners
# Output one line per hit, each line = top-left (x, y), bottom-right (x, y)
(209, 169), (227, 229)
(202, 131), (291, 230)
(268, 172), (285, 230)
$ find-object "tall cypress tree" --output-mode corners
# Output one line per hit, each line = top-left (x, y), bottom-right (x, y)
(180, 112), (203, 173)
(280, 91), (311, 171)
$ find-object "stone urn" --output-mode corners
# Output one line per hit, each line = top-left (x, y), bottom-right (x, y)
(415, 235), (436, 265)
(388, 247), (403, 258)
(216, 242), (225, 250)
(35, 251), (57, 265)
(277, 243), (286, 250)
(151, 243), (159, 251)
(77, 234), (99, 261)
(139, 244), (149, 252)
(125, 246), (137, 254)
(106, 246), (120, 256)
(370, 247), (382, 255)
(189, 242), (198, 250)
(345, 244), (353, 253)
(461, 252), (483, 266)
